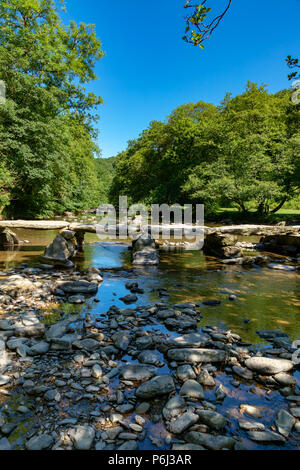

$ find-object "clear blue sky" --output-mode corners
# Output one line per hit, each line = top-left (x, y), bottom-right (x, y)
(62, 0), (300, 158)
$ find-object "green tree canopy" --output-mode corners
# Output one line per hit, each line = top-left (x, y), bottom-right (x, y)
(111, 83), (300, 216)
(0, 0), (104, 218)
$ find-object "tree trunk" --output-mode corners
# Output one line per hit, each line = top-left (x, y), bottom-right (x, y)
(270, 197), (288, 214)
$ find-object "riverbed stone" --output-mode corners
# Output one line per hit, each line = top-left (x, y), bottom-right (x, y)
(120, 364), (157, 382)
(73, 338), (100, 351)
(26, 434), (54, 450)
(0, 437), (12, 450)
(240, 404), (263, 419)
(232, 365), (254, 380)
(135, 375), (175, 399)
(167, 348), (226, 364)
(197, 369), (216, 387)
(71, 425), (95, 450)
(0, 375), (11, 386)
(170, 332), (210, 348)
(112, 331), (131, 351)
(245, 357), (294, 375)
(179, 380), (204, 400)
(168, 411), (199, 434)
(0, 275), (36, 297)
(176, 364), (196, 381)
(197, 410), (226, 431)
(275, 409), (296, 437)
(185, 431), (235, 450)
(138, 350), (162, 366)
(57, 280), (98, 295)
(247, 430), (286, 443)
(238, 420), (265, 431)
(30, 341), (50, 355)
(163, 396), (186, 420)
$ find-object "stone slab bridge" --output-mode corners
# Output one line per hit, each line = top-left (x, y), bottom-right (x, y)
(0, 220), (299, 248)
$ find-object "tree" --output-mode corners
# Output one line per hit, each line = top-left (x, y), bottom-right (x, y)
(286, 56), (300, 81)
(184, 84), (300, 215)
(110, 102), (219, 206)
(0, 0), (104, 218)
(111, 83), (299, 216)
(182, 1), (232, 48)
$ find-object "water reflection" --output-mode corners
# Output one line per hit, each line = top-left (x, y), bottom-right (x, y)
(0, 230), (299, 345)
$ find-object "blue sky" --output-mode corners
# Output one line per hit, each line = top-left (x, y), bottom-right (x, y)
(62, 0), (300, 158)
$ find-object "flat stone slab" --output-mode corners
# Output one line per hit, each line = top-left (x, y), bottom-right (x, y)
(275, 409), (296, 438)
(57, 281), (98, 295)
(245, 357), (294, 375)
(247, 430), (286, 443)
(167, 348), (226, 364)
(170, 332), (210, 349)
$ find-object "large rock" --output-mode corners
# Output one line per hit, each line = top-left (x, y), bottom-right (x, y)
(203, 233), (241, 259)
(135, 375), (175, 399)
(179, 380), (204, 400)
(245, 357), (294, 375)
(197, 410), (226, 431)
(56, 280), (98, 295)
(0, 275), (36, 297)
(25, 434), (54, 450)
(168, 411), (199, 434)
(167, 348), (226, 364)
(70, 425), (95, 450)
(275, 409), (295, 438)
(163, 396), (186, 420)
(42, 231), (77, 268)
(131, 233), (159, 266)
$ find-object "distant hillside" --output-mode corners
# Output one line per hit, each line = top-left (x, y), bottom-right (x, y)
(94, 156), (117, 203)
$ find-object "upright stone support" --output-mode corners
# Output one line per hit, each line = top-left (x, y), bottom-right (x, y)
(0, 228), (20, 249)
(75, 230), (85, 253)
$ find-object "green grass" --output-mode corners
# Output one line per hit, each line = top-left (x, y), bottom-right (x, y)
(207, 207), (300, 224)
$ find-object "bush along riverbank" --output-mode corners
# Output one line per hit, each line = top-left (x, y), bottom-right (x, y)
(0, 263), (300, 450)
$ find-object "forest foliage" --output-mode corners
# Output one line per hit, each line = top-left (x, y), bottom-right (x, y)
(110, 83), (300, 216)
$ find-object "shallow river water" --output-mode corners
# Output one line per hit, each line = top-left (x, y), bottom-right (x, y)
(0, 228), (300, 450)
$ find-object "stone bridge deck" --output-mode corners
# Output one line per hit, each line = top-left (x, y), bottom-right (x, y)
(0, 220), (299, 236)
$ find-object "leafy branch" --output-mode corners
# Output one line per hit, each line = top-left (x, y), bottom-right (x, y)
(183, 1), (232, 48)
